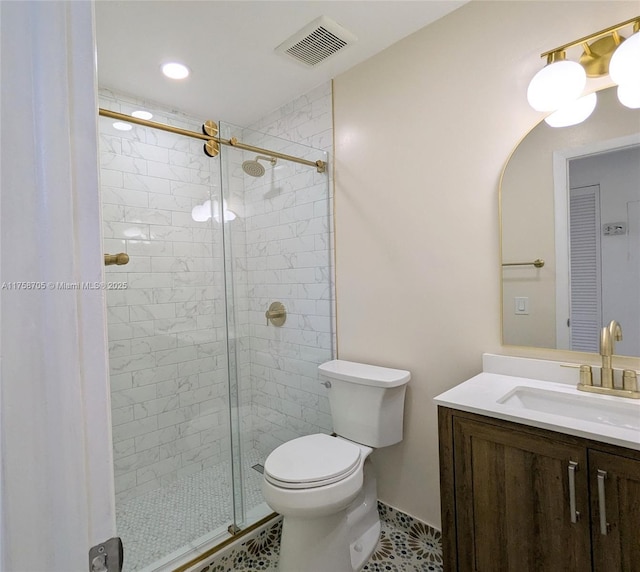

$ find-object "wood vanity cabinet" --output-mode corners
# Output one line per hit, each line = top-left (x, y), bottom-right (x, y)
(589, 450), (640, 571)
(438, 407), (640, 572)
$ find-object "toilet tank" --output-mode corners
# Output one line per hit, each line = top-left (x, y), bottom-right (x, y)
(318, 360), (410, 448)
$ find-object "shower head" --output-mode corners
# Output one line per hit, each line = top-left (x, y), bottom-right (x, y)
(242, 155), (277, 177)
(242, 159), (265, 177)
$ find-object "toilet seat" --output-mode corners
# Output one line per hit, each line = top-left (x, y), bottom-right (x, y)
(264, 434), (362, 490)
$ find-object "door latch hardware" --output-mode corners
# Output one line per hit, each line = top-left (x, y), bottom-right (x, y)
(89, 537), (123, 572)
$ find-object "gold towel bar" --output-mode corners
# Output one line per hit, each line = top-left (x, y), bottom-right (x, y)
(104, 253), (130, 266)
(502, 258), (545, 268)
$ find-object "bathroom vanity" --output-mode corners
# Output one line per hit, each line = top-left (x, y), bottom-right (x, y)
(435, 355), (640, 572)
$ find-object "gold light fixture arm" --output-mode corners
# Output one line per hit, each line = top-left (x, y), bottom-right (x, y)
(540, 16), (639, 59)
(98, 109), (326, 173)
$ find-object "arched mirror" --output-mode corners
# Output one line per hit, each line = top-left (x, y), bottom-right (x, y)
(501, 86), (640, 357)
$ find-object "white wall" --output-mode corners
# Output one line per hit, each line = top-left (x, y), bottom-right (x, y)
(333, 0), (640, 528)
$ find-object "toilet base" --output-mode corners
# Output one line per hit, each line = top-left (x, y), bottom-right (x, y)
(277, 461), (379, 572)
(350, 519), (380, 571)
(279, 512), (352, 572)
(347, 463), (380, 570)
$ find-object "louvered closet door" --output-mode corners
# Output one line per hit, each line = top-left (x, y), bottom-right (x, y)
(569, 185), (602, 352)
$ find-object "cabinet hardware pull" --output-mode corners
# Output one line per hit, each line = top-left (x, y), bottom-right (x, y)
(597, 469), (609, 535)
(568, 461), (580, 523)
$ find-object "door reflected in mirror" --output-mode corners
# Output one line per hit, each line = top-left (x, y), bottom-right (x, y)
(501, 87), (640, 357)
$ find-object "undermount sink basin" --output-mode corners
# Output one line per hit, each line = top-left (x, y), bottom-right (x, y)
(498, 386), (640, 432)
(433, 357), (640, 450)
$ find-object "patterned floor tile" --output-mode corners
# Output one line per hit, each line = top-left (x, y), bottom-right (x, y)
(199, 502), (442, 572)
(364, 503), (443, 571)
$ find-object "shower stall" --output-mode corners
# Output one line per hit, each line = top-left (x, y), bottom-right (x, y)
(98, 89), (333, 571)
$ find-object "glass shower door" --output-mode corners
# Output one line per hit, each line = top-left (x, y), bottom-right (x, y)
(98, 94), (334, 569)
(99, 92), (235, 571)
(219, 121), (333, 529)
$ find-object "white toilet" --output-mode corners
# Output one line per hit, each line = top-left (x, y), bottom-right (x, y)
(262, 359), (410, 572)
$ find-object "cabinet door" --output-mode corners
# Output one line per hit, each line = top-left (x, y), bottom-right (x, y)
(453, 417), (591, 572)
(589, 450), (640, 572)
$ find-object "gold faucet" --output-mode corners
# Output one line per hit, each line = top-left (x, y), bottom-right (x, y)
(578, 319), (639, 399)
(600, 320), (622, 389)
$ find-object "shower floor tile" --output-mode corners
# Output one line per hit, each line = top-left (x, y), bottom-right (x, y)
(118, 448), (266, 572)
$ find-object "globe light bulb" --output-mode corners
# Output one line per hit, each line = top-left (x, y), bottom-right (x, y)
(544, 92), (597, 128)
(609, 30), (640, 86)
(527, 55), (587, 112)
(617, 83), (640, 109)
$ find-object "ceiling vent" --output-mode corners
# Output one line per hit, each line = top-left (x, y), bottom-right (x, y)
(276, 16), (357, 67)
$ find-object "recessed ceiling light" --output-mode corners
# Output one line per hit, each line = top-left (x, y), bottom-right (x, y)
(161, 62), (190, 80)
(113, 122), (133, 131)
(132, 110), (153, 120)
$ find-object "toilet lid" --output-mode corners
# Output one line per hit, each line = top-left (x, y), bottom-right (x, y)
(264, 434), (362, 489)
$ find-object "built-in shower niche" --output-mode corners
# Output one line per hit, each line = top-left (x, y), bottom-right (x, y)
(99, 87), (333, 571)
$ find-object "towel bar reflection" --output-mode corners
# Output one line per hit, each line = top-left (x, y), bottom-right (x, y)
(502, 258), (545, 268)
(104, 253), (130, 266)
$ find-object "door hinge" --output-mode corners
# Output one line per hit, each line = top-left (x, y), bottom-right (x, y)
(89, 537), (123, 572)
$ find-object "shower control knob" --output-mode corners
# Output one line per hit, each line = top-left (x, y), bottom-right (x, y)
(320, 381), (331, 389)
(265, 301), (286, 327)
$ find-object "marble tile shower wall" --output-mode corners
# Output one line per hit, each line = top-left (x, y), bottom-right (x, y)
(98, 82), (335, 503)
(98, 89), (230, 503)
(240, 82), (335, 455)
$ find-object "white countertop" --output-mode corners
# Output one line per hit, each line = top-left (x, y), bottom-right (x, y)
(434, 356), (640, 451)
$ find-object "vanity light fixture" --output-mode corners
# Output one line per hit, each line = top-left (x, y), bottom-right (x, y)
(161, 62), (190, 80)
(528, 16), (640, 123)
(617, 82), (640, 109)
(609, 20), (640, 86)
(527, 52), (586, 112)
(544, 92), (598, 128)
